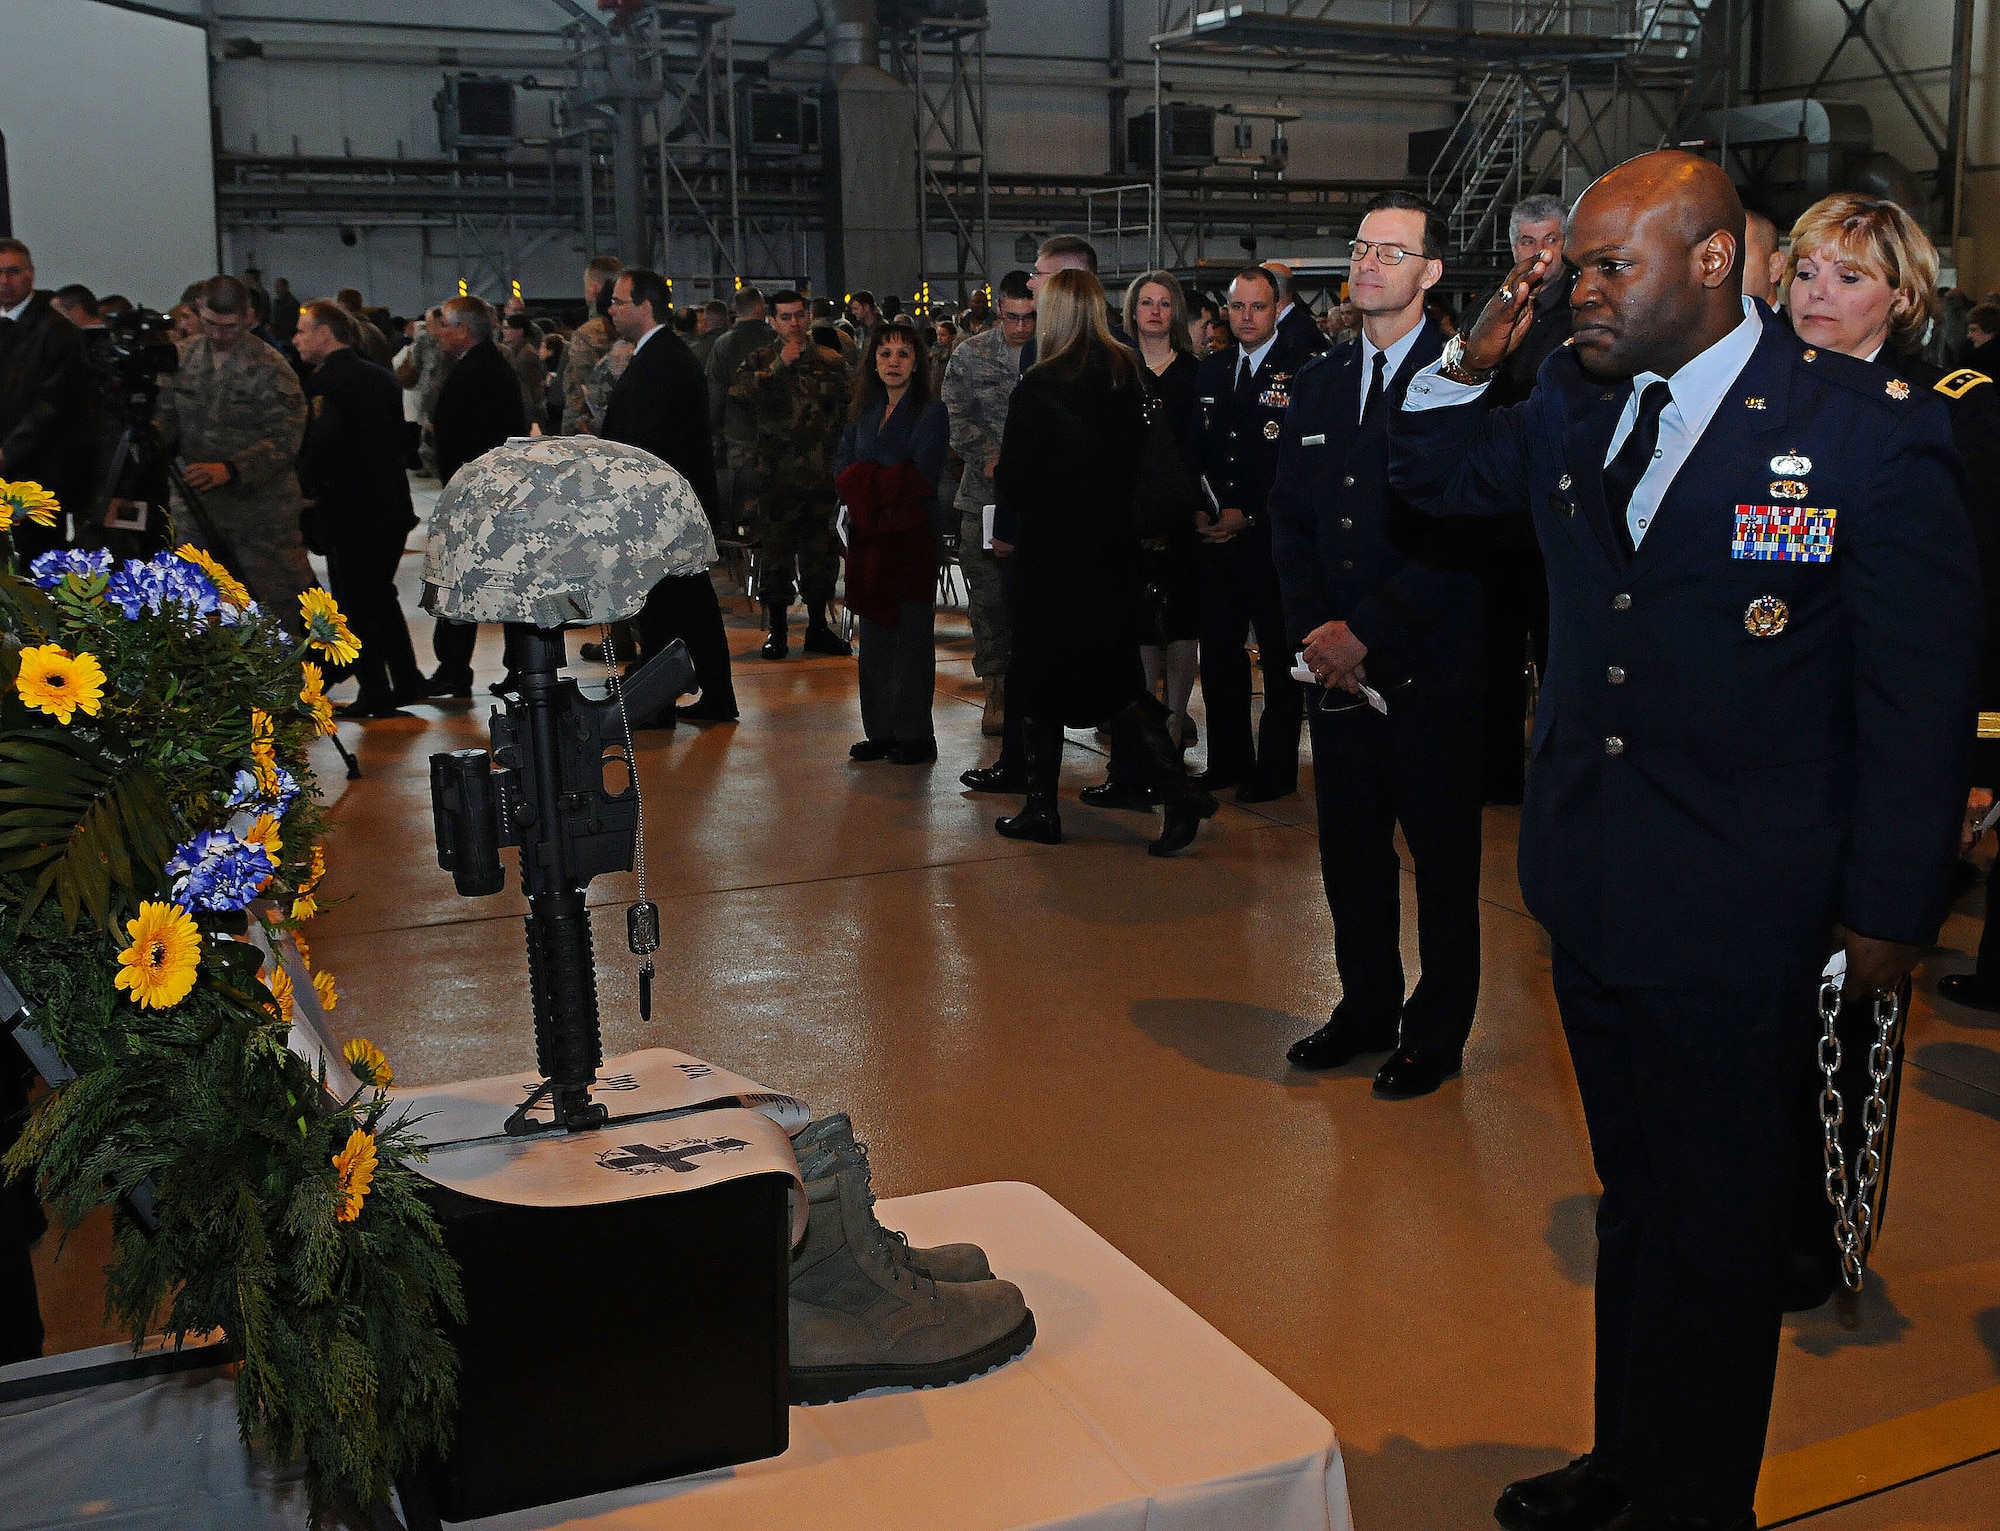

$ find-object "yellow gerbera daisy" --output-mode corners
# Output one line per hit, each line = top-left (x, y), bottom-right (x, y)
(314, 969), (339, 1012)
(342, 1036), (391, 1088)
(292, 933), (311, 969)
(290, 892), (317, 923)
(299, 843), (326, 894)
(249, 708), (279, 796)
(298, 662), (335, 737)
(241, 812), (282, 891)
(114, 902), (202, 1010)
(14, 644), (106, 725)
(331, 1128), (378, 1223)
(297, 589), (361, 667)
(174, 544), (251, 610)
(0, 481), (60, 529)
(266, 963), (295, 1019)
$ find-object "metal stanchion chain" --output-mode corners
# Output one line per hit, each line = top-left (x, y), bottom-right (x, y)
(1818, 977), (1901, 1293)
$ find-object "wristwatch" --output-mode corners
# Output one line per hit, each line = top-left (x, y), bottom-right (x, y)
(1438, 334), (1497, 387)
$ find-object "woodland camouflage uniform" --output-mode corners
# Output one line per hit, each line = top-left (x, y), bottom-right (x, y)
(727, 341), (847, 609)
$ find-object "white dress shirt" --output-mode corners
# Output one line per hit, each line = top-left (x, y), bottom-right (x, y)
(1234, 332), (1278, 388)
(1403, 297), (1765, 546)
(0, 295), (33, 324)
(1357, 319), (1426, 424)
(631, 322), (662, 357)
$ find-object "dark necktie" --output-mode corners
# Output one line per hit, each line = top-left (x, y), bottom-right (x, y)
(1361, 350), (1387, 427)
(1603, 381), (1672, 549)
(1236, 352), (1256, 397)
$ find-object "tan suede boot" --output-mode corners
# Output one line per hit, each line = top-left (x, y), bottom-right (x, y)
(788, 1154), (1034, 1404)
(791, 1114), (992, 1281)
(981, 673), (1005, 737)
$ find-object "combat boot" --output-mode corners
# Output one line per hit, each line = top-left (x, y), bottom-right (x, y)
(792, 1115), (992, 1282)
(981, 673), (1005, 737)
(802, 606), (852, 657)
(760, 598), (789, 660)
(789, 1153), (1035, 1405)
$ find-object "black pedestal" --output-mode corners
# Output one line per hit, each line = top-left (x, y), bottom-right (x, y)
(403, 1170), (792, 1525)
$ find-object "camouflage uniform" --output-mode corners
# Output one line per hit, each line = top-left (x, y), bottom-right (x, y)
(940, 324), (1023, 677)
(727, 341), (846, 609)
(155, 333), (317, 622)
(583, 339), (635, 440)
(411, 328), (454, 477)
(559, 314), (616, 434)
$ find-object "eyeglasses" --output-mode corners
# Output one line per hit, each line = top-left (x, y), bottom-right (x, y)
(606, 295), (635, 308)
(1349, 239), (1424, 267)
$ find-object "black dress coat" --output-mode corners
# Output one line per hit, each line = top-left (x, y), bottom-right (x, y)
(1390, 309), (1981, 988)
(0, 292), (84, 505)
(994, 346), (1151, 725)
(600, 327), (721, 524)
(1137, 349), (1202, 642)
(1873, 345), (2000, 787)
(298, 346), (416, 550)
(431, 338), (526, 487)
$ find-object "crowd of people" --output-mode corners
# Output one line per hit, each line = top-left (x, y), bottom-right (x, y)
(2, 151), (1998, 1529)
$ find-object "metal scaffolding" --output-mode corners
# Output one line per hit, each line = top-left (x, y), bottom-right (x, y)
(883, 9), (992, 305)
(1148, 1), (1731, 270)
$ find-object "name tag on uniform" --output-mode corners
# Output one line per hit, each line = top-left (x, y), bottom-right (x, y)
(1301, 433), (1326, 447)
(1732, 504), (1836, 563)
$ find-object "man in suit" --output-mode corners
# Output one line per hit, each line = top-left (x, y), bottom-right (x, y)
(1390, 151), (1980, 1531)
(1186, 265), (1313, 800)
(0, 238), (84, 559)
(1479, 195), (1575, 806)
(1271, 191), (1486, 1100)
(295, 299), (425, 717)
(1264, 261), (1329, 360)
(426, 295), (527, 696)
(602, 266), (738, 725)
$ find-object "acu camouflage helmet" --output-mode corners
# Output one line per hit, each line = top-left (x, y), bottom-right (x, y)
(423, 437), (718, 625)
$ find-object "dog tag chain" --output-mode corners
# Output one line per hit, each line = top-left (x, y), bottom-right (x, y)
(600, 626), (660, 1020)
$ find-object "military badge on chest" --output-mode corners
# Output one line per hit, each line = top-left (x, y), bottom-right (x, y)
(1733, 503), (1835, 563)
(1256, 371), (1292, 411)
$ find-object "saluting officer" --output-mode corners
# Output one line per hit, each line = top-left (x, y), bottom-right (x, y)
(1269, 191), (1486, 1100)
(294, 299), (425, 717)
(1390, 152), (1980, 1531)
(1186, 266), (1313, 800)
(1775, 192), (2000, 1302)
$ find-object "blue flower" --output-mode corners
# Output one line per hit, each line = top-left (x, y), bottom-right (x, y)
(28, 548), (113, 589)
(105, 554), (221, 622)
(223, 765), (298, 817)
(165, 829), (277, 914)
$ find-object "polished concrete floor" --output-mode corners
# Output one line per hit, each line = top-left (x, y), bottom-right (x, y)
(29, 498), (2000, 1529)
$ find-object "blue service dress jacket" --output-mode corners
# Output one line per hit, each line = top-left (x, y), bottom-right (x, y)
(1267, 316), (1484, 694)
(1388, 309), (1982, 988)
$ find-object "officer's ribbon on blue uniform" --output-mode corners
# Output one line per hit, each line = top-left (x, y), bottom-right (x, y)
(1732, 504), (1836, 563)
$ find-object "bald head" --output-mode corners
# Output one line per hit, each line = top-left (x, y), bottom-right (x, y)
(1565, 150), (1748, 380)
(1582, 151), (1746, 262)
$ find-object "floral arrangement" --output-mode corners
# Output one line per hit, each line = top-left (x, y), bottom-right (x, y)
(0, 492), (461, 1522)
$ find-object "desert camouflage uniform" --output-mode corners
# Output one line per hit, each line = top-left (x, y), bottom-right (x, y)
(559, 314), (616, 434)
(940, 324), (1023, 677)
(425, 436), (717, 626)
(726, 341), (846, 608)
(155, 333), (317, 623)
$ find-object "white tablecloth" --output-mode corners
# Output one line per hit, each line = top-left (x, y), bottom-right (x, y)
(0, 1182), (1351, 1531)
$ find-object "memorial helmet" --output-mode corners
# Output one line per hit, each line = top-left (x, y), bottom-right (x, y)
(422, 437), (717, 626)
